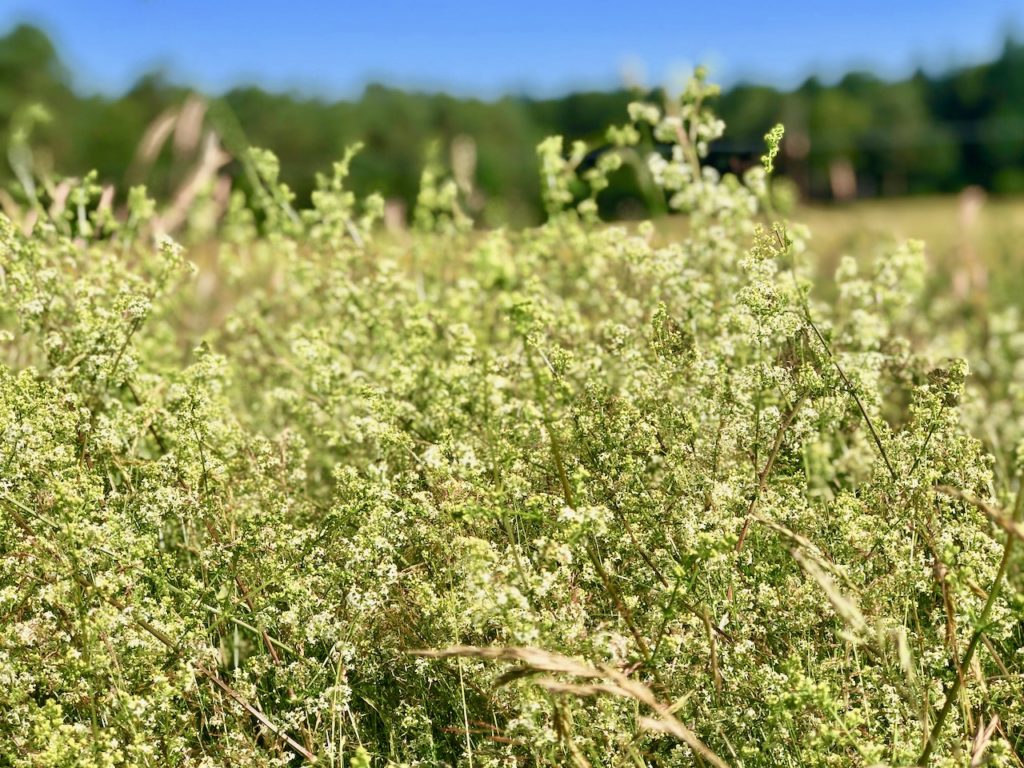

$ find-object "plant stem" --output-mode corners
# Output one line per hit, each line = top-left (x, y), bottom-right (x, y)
(735, 394), (805, 551)
(524, 344), (659, 680)
(804, 314), (897, 481)
(917, 483), (1024, 765)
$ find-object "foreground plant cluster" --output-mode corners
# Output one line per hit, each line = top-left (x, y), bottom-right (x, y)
(2, 74), (1023, 767)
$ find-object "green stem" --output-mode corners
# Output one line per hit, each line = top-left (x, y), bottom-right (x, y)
(804, 312), (897, 482)
(917, 484), (1024, 765)
(773, 224), (897, 481)
(523, 342), (659, 680)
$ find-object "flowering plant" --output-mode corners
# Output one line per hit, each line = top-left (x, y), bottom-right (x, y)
(2, 73), (1022, 767)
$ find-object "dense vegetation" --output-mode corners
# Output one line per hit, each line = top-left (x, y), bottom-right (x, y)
(2, 72), (1024, 767)
(3, 23), (1024, 226)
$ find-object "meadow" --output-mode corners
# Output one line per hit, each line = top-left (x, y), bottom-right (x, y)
(1, 72), (1023, 767)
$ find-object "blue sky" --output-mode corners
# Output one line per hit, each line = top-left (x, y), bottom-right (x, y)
(2, 0), (1021, 97)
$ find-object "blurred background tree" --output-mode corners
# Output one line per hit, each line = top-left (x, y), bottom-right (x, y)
(2, 23), (1023, 226)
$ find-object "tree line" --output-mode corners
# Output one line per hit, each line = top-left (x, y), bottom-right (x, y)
(2, 23), (1023, 225)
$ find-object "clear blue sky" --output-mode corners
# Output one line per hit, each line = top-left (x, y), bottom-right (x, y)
(2, 0), (1021, 98)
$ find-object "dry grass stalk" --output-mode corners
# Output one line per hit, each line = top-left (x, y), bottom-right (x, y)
(790, 548), (869, 636)
(935, 485), (1024, 541)
(970, 714), (999, 767)
(412, 645), (731, 768)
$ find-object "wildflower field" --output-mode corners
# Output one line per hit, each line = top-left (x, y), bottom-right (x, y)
(2, 73), (1023, 767)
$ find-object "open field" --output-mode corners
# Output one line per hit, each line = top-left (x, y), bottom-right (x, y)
(799, 196), (1024, 298)
(658, 194), (1024, 307)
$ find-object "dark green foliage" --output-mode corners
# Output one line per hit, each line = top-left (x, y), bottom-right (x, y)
(3, 24), (1024, 227)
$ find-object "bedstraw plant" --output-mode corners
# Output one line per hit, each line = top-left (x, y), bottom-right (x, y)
(1, 70), (1023, 767)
